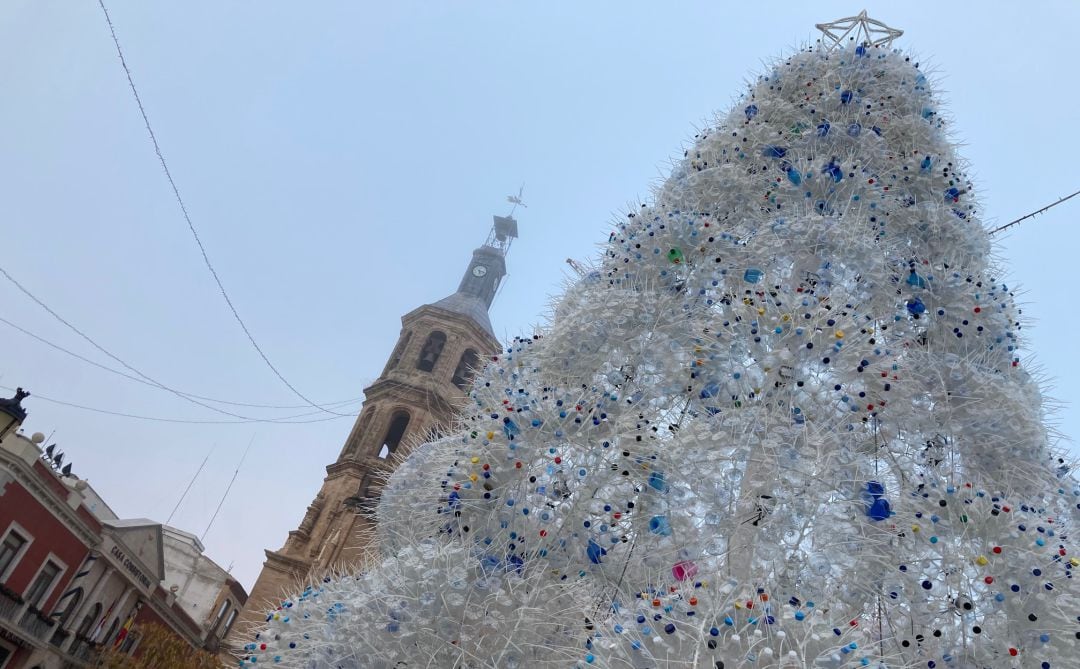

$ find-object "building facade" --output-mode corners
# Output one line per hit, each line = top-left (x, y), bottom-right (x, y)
(232, 214), (518, 643)
(161, 526), (247, 653)
(0, 390), (247, 668)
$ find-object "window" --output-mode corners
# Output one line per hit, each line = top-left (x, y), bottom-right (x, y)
(24, 559), (62, 609)
(52, 587), (83, 627)
(451, 349), (480, 390)
(76, 603), (102, 638)
(103, 617), (119, 645)
(377, 411), (410, 459)
(208, 599), (230, 636)
(0, 639), (13, 669)
(415, 332), (447, 372)
(357, 474), (374, 499)
(220, 608), (238, 638)
(0, 527), (29, 580)
(213, 599), (230, 624)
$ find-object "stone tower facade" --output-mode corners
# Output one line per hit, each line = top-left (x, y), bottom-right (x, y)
(231, 214), (518, 639)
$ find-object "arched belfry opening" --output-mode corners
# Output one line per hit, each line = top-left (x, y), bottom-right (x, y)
(452, 348), (480, 390)
(416, 331), (447, 372)
(377, 410), (411, 459)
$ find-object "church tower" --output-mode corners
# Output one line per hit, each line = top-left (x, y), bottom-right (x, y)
(232, 213), (518, 637)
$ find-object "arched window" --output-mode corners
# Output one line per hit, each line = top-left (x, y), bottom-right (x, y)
(415, 332), (447, 372)
(102, 617), (119, 645)
(49, 587), (83, 646)
(52, 587), (83, 628)
(208, 599), (231, 637)
(451, 349), (480, 390)
(76, 603), (101, 638)
(220, 608), (238, 639)
(377, 411), (410, 459)
(385, 331), (412, 374)
(50, 587), (81, 635)
(357, 474), (374, 499)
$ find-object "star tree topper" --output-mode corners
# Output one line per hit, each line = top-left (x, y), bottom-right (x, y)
(816, 10), (903, 50)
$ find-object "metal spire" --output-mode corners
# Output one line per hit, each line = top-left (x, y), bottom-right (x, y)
(816, 10), (903, 50)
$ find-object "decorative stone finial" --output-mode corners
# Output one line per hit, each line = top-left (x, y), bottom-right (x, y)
(0, 387), (30, 423)
(816, 10), (903, 50)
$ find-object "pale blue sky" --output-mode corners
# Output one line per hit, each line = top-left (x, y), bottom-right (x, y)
(2, 1), (1077, 590)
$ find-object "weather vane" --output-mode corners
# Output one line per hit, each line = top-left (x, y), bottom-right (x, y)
(816, 10), (902, 50)
(506, 183), (527, 216)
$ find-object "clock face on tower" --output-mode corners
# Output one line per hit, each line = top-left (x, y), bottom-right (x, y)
(472, 265), (488, 277)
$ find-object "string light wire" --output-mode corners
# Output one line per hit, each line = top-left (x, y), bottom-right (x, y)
(0, 383), (356, 425)
(96, 0), (349, 416)
(0, 314), (362, 410)
(0, 263), (270, 420)
(988, 188), (1080, 235)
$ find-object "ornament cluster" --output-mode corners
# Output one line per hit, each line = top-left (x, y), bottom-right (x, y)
(240, 40), (1079, 669)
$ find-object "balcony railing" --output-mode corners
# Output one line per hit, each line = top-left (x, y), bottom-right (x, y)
(68, 635), (102, 664)
(0, 584), (24, 622)
(59, 643), (94, 669)
(18, 604), (57, 640)
(51, 625), (71, 646)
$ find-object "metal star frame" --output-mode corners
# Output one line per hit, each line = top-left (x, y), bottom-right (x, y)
(816, 10), (903, 50)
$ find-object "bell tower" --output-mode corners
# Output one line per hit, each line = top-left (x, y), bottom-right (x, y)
(233, 213), (518, 638)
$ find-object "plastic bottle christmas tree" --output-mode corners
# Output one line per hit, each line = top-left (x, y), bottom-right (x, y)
(241, 16), (1080, 669)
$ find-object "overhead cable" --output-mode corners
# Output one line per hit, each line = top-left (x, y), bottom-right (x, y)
(0, 315), (362, 410)
(96, 0), (349, 416)
(0, 263), (279, 420)
(0, 383), (357, 425)
(0, 264), (365, 421)
(202, 434), (255, 542)
(166, 447), (211, 525)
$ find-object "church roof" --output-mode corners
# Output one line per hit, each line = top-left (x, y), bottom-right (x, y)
(430, 292), (495, 339)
